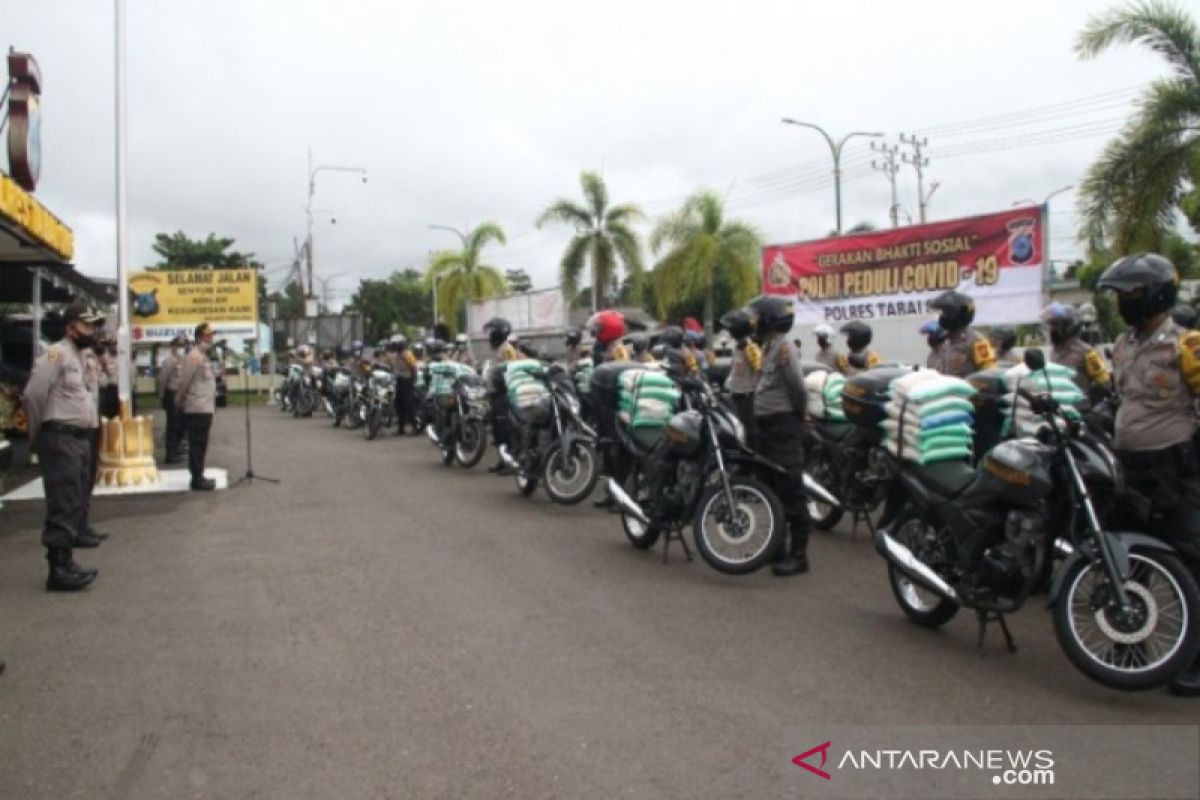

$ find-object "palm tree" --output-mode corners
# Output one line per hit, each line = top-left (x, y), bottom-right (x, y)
(424, 223), (508, 333)
(1076, 1), (1200, 252)
(649, 190), (763, 334)
(536, 171), (644, 311)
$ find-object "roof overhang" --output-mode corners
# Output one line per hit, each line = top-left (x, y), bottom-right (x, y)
(0, 174), (74, 264)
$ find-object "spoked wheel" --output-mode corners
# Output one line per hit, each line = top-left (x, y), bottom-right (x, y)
(620, 464), (661, 550)
(887, 517), (960, 627)
(346, 401), (366, 430)
(1054, 550), (1200, 691)
(692, 477), (785, 575)
(365, 406), (382, 440)
(542, 440), (599, 505)
(294, 389), (316, 418)
(806, 455), (844, 531)
(455, 419), (488, 468)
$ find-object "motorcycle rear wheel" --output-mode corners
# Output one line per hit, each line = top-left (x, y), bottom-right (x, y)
(455, 419), (488, 468)
(542, 441), (599, 505)
(620, 464), (662, 550)
(887, 518), (960, 628)
(806, 455), (844, 531)
(365, 407), (382, 440)
(693, 476), (784, 575)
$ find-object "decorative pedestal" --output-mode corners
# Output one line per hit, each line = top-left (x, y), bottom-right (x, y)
(97, 404), (159, 487)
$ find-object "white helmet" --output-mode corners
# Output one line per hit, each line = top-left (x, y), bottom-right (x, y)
(507, 332), (519, 344)
(296, 344), (312, 359)
(1077, 302), (1097, 325)
(455, 333), (468, 345)
(814, 323), (834, 339)
(390, 333), (405, 345)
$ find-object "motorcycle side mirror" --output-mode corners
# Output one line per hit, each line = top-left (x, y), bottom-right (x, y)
(1023, 348), (1046, 372)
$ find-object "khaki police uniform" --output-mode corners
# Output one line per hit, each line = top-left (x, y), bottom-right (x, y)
(753, 335), (811, 555)
(392, 349), (419, 433)
(926, 344), (944, 370)
(815, 346), (840, 371)
(836, 349), (882, 376)
(176, 347), (217, 483)
(929, 328), (996, 378)
(605, 341), (630, 363)
(1051, 337), (1111, 396)
(1112, 316), (1200, 570)
(728, 339), (762, 443)
(23, 339), (99, 550)
(157, 348), (185, 459)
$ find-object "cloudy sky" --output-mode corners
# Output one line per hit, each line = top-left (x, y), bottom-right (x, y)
(7, 0), (1173, 307)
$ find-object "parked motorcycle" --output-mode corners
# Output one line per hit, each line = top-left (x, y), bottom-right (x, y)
(427, 363), (489, 468)
(873, 349), (1200, 691)
(291, 364), (321, 418)
(321, 366), (352, 424)
(363, 368), (396, 440)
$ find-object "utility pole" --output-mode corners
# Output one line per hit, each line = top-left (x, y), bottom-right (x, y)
(870, 142), (901, 228)
(899, 133), (931, 224)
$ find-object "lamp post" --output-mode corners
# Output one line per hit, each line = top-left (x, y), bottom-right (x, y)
(1013, 185), (1073, 207)
(428, 225), (468, 325)
(114, 0), (132, 414)
(306, 149), (366, 314)
(266, 297), (277, 403)
(781, 119), (883, 235)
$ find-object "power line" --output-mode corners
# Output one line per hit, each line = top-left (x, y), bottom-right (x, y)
(912, 85), (1142, 136)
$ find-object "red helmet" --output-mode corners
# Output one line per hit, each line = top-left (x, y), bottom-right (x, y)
(587, 310), (627, 345)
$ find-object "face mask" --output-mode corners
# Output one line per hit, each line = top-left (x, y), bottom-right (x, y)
(1049, 328), (1068, 346)
(1117, 294), (1147, 327)
(72, 331), (96, 349)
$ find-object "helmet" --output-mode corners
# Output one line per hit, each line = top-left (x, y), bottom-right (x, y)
(989, 325), (1016, 353)
(650, 343), (666, 360)
(389, 333), (406, 351)
(483, 317), (512, 349)
(626, 335), (649, 355)
(718, 309), (753, 340)
(1077, 302), (1098, 325)
(297, 344), (312, 359)
(1171, 303), (1197, 330)
(564, 327), (583, 347)
(839, 320), (872, 351)
(426, 339), (447, 357)
(744, 295), (795, 339)
(658, 325), (685, 348)
(1040, 302), (1080, 345)
(1097, 252), (1179, 327)
(412, 341), (425, 356)
(929, 290), (976, 332)
(587, 310), (627, 345)
(455, 333), (469, 346)
(813, 323), (834, 343)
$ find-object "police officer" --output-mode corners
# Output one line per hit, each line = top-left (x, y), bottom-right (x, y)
(158, 335), (187, 463)
(452, 333), (477, 368)
(627, 335), (655, 365)
(836, 321), (881, 376)
(563, 328), (584, 371)
(389, 334), (419, 435)
(721, 308), (761, 439)
(176, 322), (218, 491)
(919, 320), (947, 369)
(1041, 302), (1112, 402)
(22, 302), (103, 591)
(926, 290), (997, 378)
(589, 310), (630, 362)
(82, 334), (114, 545)
(484, 318), (520, 473)
(658, 326), (699, 375)
(745, 295), (811, 576)
(813, 323), (839, 370)
(1098, 253), (1200, 696)
(1172, 303), (1198, 330)
(989, 325), (1018, 366)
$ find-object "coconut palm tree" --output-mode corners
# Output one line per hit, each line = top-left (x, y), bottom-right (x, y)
(424, 223), (508, 333)
(1076, 1), (1200, 252)
(536, 171), (644, 311)
(649, 190), (763, 334)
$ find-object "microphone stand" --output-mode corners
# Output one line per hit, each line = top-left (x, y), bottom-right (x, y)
(221, 343), (279, 486)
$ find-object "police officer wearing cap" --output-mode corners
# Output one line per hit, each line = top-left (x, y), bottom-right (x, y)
(745, 295), (812, 576)
(22, 301), (104, 591)
(1098, 253), (1200, 696)
(1041, 302), (1112, 401)
(157, 335), (187, 463)
(836, 321), (881, 376)
(176, 322), (217, 491)
(926, 290), (997, 378)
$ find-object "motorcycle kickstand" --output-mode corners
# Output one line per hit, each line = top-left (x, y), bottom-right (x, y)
(975, 610), (1018, 654)
(661, 525), (693, 564)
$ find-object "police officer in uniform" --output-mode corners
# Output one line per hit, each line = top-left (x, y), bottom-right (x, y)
(1041, 302), (1112, 401)
(589, 310), (630, 362)
(919, 320), (946, 369)
(157, 335), (187, 463)
(22, 302), (104, 591)
(721, 308), (761, 440)
(627, 334), (655, 365)
(1098, 253), (1200, 695)
(563, 328), (584, 371)
(452, 333), (477, 368)
(813, 323), (839, 370)
(836, 321), (881, 376)
(926, 290), (997, 378)
(658, 326), (699, 375)
(484, 318), (521, 473)
(389, 334), (419, 435)
(176, 322), (218, 491)
(989, 325), (1018, 366)
(745, 295), (811, 576)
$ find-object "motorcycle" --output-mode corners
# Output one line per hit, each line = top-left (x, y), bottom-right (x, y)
(276, 364), (301, 412)
(607, 373), (792, 576)
(363, 368), (396, 440)
(498, 363), (600, 505)
(342, 370), (369, 430)
(873, 349), (1200, 691)
(291, 364), (321, 418)
(430, 371), (490, 468)
(321, 366), (352, 424)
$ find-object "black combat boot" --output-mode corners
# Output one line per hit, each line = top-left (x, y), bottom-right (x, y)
(771, 523), (810, 577)
(46, 548), (97, 592)
(75, 530), (104, 548)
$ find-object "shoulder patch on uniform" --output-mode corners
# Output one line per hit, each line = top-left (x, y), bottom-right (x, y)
(46, 349), (60, 364)
(1182, 331), (1200, 350)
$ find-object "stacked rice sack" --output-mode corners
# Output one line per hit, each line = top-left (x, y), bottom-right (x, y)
(881, 370), (977, 464)
(506, 359), (550, 412)
(573, 357), (595, 398)
(617, 369), (680, 429)
(804, 370), (848, 422)
(428, 361), (474, 397)
(1000, 362), (1085, 438)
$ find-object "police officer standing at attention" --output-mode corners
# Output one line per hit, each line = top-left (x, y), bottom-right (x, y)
(389, 334), (419, 435)
(746, 295), (811, 576)
(720, 308), (761, 439)
(1041, 302), (1112, 401)
(926, 290), (997, 378)
(836, 321), (881, 376)
(1098, 253), (1200, 696)
(176, 322), (217, 491)
(23, 301), (104, 591)
(813, 323), (839, 370)
(157, 335), (186, 463)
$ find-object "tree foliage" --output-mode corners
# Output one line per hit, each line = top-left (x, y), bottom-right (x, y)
(505, 268), (533, 294)
(424, 223), (509, 334)
(346, 269), (435, 343)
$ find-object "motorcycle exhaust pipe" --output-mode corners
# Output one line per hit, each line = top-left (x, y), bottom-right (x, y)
(498, 445), (519, 469)
(874, 529), (959, 603)
(803, 472), (841, 509)
(606, 478), (650, 526)
(425, 425), (440, 444)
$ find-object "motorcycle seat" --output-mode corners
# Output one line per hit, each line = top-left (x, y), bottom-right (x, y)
(630, 426), (664, 453)
(816, 421), (857, 442)
(909, 459), (977, 498)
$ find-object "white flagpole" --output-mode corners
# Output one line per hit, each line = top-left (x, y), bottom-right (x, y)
(114, 0), (132, 416)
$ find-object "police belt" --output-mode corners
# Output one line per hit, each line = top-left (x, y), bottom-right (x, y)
(1118, 439), (1199, 473)
(40, 421), (93, 439)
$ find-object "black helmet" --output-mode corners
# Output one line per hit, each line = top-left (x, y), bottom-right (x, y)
(564, 327), (583, 347)
(518, 342), (541, 359)
(744, 295), (795, 339)
(1039, 302), (1080, 345)
(484, 317), (512, 349)
(839, 320), (872, 351)
(929, 290), (975, 332)
(719, 309), (754, 340)
(627, 335), (649, 355)
(1097, 253), (1179, 327)
(427, 339), (448, 357)
(659, 325), (685, 349)
(989, 325), (1016, 354)
(1171, 303), (1197, 330)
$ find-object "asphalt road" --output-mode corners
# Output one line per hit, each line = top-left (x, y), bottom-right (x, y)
(0, 406), (1195, 799)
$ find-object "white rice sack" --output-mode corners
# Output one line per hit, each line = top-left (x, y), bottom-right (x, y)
(893, 375), (977, 403)
(805, 371), (831, 392)
(888, 369), (943, 396)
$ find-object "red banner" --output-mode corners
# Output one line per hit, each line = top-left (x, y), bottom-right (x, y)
(762, 207), (1046, 326)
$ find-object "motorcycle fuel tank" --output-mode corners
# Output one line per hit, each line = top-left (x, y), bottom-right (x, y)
(979, 438), (1054, 507)
(664, 410), (704, 457)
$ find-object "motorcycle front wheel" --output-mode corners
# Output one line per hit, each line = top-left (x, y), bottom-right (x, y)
(806, 453), (844, 531)
(1053, 550), (1200, 691)
(455, 418), (488, 469)
(692, 476), (784, 575)
(365, 406), (382, 440)
(542, 440), (599, 505)
(294, 389), (316, 418)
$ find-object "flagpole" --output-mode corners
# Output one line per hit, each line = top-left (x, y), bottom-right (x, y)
(114, 0), (132, 416)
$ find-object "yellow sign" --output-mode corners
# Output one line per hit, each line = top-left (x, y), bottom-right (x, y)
(128, 268), (259, 343)
(0, 174), (74, 260)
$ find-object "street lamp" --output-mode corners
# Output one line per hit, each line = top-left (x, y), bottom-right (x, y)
(1013, 185), (1073, 207)
(306, 149), (366, 314)
(428, 225), (468, 326)
(781, 119), (883, 235)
